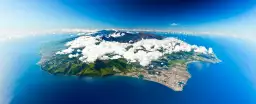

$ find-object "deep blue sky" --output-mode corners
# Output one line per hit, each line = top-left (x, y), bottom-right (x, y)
(60, 0), (255, 27)
(0, 0), (256, 38)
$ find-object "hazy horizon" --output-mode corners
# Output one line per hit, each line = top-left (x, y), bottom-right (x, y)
(1, 0), (256, 41)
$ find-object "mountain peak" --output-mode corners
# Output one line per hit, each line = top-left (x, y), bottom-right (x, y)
(89, 30), (164, 43)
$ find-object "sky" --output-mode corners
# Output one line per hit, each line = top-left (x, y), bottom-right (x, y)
(0, 0), (256, 39)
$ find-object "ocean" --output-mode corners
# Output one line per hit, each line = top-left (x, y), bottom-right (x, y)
(0, 34), (255, 104)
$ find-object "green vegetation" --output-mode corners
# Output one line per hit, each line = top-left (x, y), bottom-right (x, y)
(165, 51), (221, 67)
(125, 45), (133, 51)
(79, 68), (101, 76)
(41, 55), (137, 77)
(168, 60), (186, 67)
(166, 51), (193, 60)
(138, 74), (144, 79)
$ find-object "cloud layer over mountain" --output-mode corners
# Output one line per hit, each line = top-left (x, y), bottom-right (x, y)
(56, 34), (214, 66)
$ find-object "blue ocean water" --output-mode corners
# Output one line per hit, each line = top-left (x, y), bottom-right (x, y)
(0, 34), (255, 104)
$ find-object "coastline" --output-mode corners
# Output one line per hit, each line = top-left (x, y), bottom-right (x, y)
(39, 57), (221, 91)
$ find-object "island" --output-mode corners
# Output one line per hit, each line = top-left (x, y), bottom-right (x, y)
(39, 30), (221, 91)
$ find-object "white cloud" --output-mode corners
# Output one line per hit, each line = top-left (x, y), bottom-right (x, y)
(171, 23), (178, 26)
(56, 48), (74, 55)
(108, 32), (125, 38)
(208, 48), (213, 54)
(57, 35), (214, 66)
(194, 46), (208, 54)
(68, 53), (79, 58)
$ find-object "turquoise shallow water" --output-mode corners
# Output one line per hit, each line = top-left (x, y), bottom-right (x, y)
(0, 34), (255, 104)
